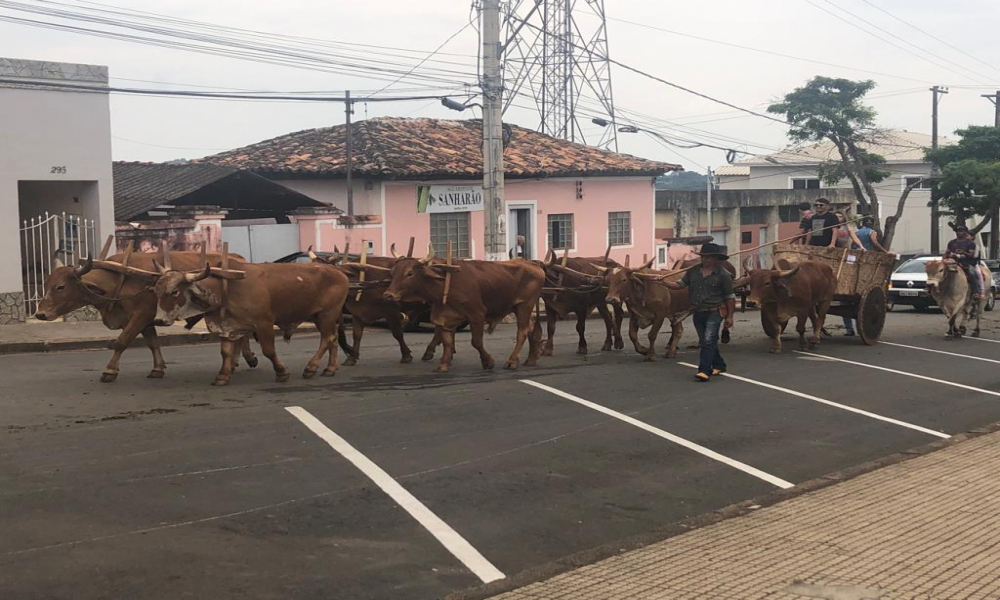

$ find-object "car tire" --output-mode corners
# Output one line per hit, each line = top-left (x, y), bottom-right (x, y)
(987, 293), (996, 312)
(914, 303), (929, 312)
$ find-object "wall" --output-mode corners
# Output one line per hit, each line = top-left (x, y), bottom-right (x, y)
(0, 58), (114, 323)
(275, 179), (382, 216)
(382, 177), (656, 264)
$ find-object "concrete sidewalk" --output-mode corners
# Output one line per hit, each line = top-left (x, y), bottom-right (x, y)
(463, 428), (1000, 600)
(0, 319), (224, 354)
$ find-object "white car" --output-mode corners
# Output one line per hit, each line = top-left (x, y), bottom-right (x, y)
(888, 256), (995, 312)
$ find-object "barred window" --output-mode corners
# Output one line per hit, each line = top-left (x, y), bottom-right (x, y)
(779, 205), (802, 223)
(608, 211), (631, 246)
(547, 214), (574, 250)
(791, 178), (820, 190)
(430, 212), (471, 258)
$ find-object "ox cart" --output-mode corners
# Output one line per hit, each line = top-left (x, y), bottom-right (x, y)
(771, 243), (895, 345)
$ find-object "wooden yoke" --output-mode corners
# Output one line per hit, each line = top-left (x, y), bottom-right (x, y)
(98, 235), (114, 261)
(355, 240), (368, 301)
(407, 237), (415, 258)
(442, 240), (453, 305)
(220, 243), (229, 319)
(556, 248), (569, 287)
(108, 241), (134, 309)
(603, 243), (612, 266)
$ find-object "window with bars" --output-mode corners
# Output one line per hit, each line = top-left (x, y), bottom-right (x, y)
(608, 211), (631, 246)
(547, 214), (574, 250)
(779, 205), (802, 223)
(791, 178), (821, 190)
(904, 176), (933, 190)
(430, 212), (471, 258)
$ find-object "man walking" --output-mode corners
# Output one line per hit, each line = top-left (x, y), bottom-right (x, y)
(662, 243), (736, 382)
(797, 197), (840, 247)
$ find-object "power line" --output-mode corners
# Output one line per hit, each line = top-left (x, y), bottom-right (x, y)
(856, 0), (1000, 77)
(364, 18), (475, 99)
(802, 0), (996, 85)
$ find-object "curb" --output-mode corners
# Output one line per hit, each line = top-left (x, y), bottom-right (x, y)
(445, 420), (1000, 600)
(0, 328), (323, 356)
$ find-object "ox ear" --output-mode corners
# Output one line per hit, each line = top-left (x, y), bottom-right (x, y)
(775, 258), (795, 270)
(418, 264), (447, 281)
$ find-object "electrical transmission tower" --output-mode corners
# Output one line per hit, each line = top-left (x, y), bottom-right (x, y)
(501, 0), (618, 151)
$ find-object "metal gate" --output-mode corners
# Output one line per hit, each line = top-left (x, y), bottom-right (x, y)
(222, 222), (300, 263)
(19, 212), (97, 316)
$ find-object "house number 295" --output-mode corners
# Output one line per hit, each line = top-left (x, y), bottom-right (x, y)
(51, 166), (67, 174)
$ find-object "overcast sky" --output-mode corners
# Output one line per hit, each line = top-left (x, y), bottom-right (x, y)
(2, 0), (997, 173)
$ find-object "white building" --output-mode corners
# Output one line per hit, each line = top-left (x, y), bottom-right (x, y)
(0, 58), (115, 323)
(716, 130), (953, 256)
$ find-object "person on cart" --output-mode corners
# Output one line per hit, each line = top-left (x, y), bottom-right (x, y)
(661, 243), (736, 382)
(945, 225), (985, 300)
(797, 197), (840, 248)
(855, 216), (888, 252)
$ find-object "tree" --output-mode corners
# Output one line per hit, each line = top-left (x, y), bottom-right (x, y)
(656, 171), (707, 191)
(768, 76), (918, 250)
(925, 126), (1000, 249)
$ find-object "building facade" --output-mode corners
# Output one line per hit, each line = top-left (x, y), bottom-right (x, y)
(206, 117), (678, 265)
(0, 58), (115, 323)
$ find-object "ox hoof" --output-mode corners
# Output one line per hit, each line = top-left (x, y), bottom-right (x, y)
(302, 369), (318, 379)
(540, 347), (553, 357)
(524, 358), (538, 367)
(147, 370), (165, 379)
(321, 368), (337, 377)
(482, 360), (495, 370)
(400, 355), (413, 364)
(769, 348), (782, 354)
(808, 343), (818, 350)
(433, 365), (451, 373)
(212, 378), (230, 387)
(421, 353), (435, 362)
(343, 357), (358, 367)
(665, 351), (677, 359)
(245, 356), (259, 369)
(275, 373), (291, 383)
(973, 331), (981, 338)
(636, 346), (649, 355)
(503, 361), (519, 370)
(100, 372), (118, 383)
(614, 341), (624, 350)
(643, 356), (655, 363)
(576, 347), (588, 355)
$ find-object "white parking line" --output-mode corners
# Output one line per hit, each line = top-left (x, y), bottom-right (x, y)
(285, 406), (505, 584)
(794, 352), (1000, 398)
(880, 341), (1000, 365)
(676, 362), (949, 439)
(968, 336), (1000, 345)
(520, 380), (794, 489)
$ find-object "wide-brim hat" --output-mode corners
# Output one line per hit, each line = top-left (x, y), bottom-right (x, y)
(696, 243), (729, 259)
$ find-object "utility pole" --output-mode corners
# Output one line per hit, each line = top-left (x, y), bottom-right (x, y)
(983, 90), (1000, 127)
(345, 89), (355, 219)
(706, 166), (713, 237)
(930, 86), (948, 254)
(482, 0), (506, 261)
(984, 90), (1000, 258)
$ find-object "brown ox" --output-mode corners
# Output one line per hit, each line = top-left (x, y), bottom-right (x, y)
(539, 251), (624, 356)
(383, 245), (544, 373)
(924, 259), (987, 338)
(35, 250), (256, 382)
(603, 258), (690, 360)
(734, 261), (836, 353)
(151, 260), (349, 385)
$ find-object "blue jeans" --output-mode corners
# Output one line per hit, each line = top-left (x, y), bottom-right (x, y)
(693, 310), (726, 375)
(843, 316), (855, 333)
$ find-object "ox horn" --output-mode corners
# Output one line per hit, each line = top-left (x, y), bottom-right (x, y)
(544, 247), (554, 264)
(733, 275), (751, 288)
(778, 265), (800, 279)
(639, 256), (655, 270)
(53, 256), (65, 269)
(419, 242), (435, 264)
(389, 243), (400, 259)
(589, 263), (610, 273)
(153, 260), (170, 275)
(74, 254), (93, 277)
(307, 245), (320, 262)
(185, 263), (212, 283)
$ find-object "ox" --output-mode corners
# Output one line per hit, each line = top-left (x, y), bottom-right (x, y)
(383, 245), (544, 373)
(734, 261), (836, 353)
(35, 248), (257, 382)
(603, 257), (690, 360)
(539, 250), (624, 356)
(151, 258), (349, 385)
(924, 259), (987, 338)
(308, 248), (417, 365)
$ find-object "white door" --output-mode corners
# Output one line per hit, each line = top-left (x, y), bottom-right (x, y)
(507, 203), (536, 259)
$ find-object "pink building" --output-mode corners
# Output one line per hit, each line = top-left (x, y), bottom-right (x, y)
(206, 118), (679, 264)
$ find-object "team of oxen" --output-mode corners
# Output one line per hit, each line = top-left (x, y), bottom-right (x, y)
(34, 234), (979, 386)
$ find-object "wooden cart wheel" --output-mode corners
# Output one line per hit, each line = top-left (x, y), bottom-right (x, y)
(857, 285), (887, 346)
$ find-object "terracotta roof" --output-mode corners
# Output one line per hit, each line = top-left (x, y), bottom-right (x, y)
(737, 130), (955, 167)
(203, 117), (680, 180)
(113, 161), (326, 221)
(714, 165), (750, 176)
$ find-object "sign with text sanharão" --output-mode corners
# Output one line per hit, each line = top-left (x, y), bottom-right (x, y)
(417, 185), (484, 214)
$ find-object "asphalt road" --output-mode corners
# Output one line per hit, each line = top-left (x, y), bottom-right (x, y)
(3, 308), (1000, 600)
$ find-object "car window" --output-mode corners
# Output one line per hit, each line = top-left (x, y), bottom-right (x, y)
(895, 260), (930, 274)
(295, 256), (312, 263)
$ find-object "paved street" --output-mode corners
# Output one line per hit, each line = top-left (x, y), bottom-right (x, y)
(3, 309), (1000, 599)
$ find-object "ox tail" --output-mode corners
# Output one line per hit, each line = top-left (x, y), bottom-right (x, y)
(337, 320), (354, 356)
